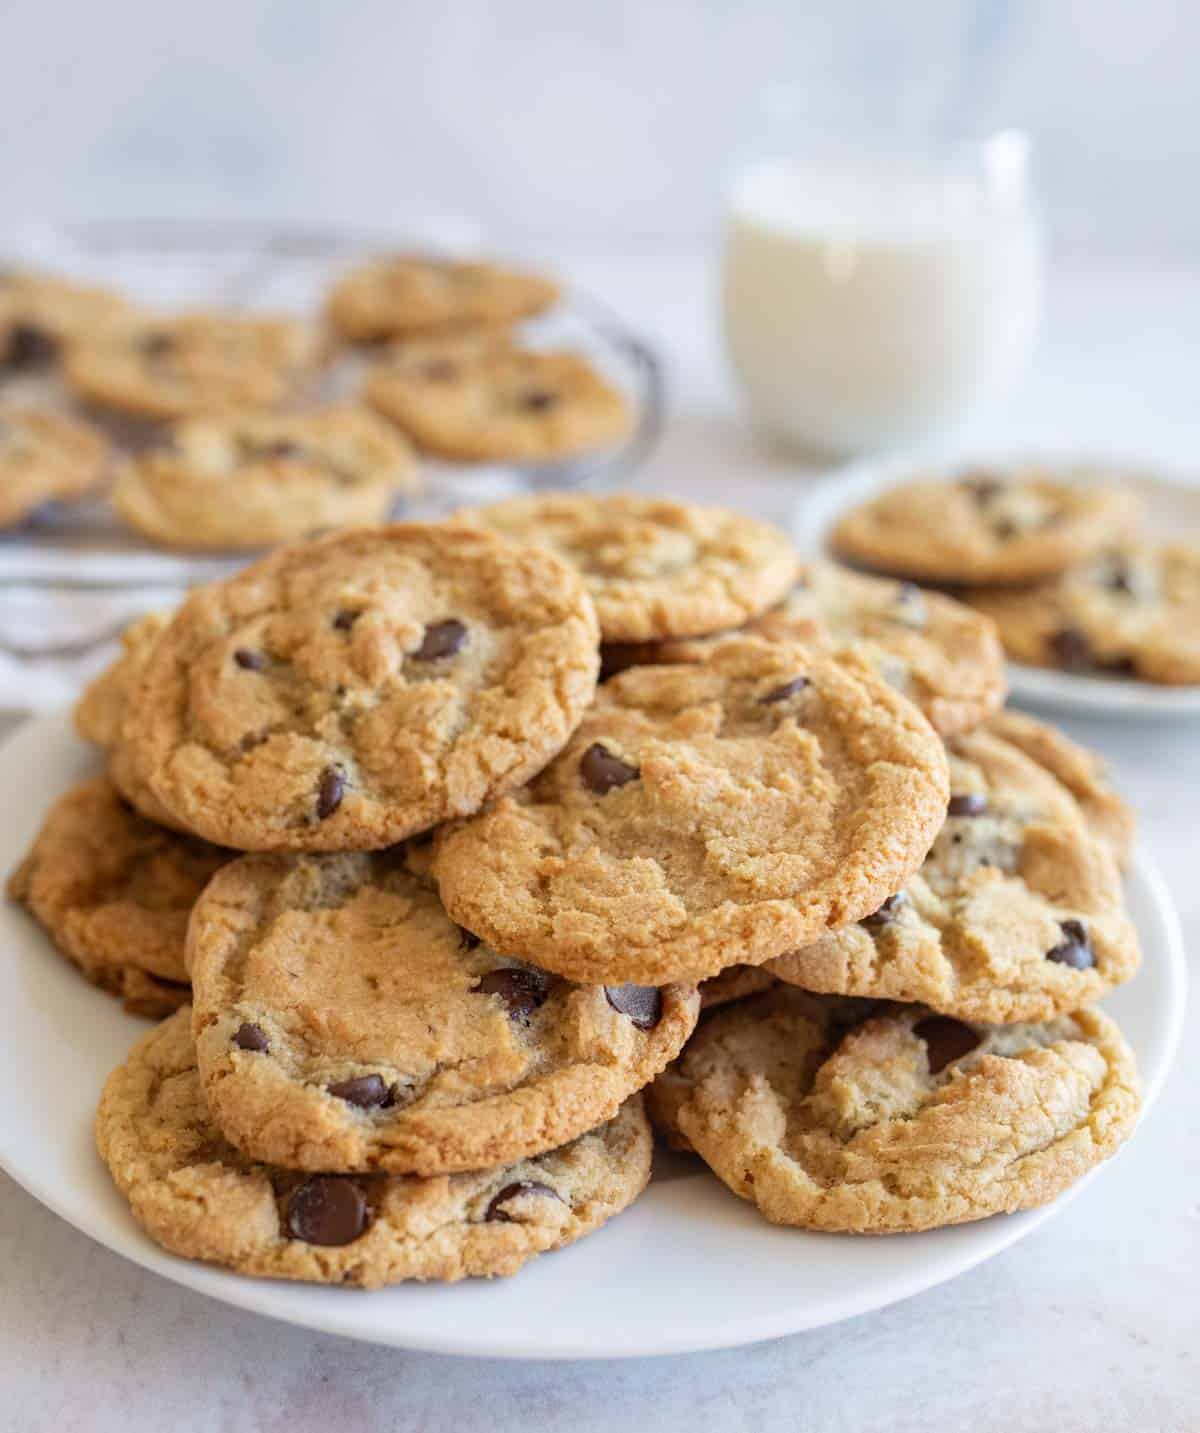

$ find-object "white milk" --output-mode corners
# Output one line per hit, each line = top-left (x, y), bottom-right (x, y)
(721, 153), (1043, 456)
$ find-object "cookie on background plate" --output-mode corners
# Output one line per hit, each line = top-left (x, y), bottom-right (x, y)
(966, 540), (1200, 685)
(434, 637), (950, 986)
(830, 468), (1140, 585)
(456, 494), (797, 643)
(983, 708), (1135, 866)
(122, 524), (600, 851)
(768, 727), (1141, 1023)
(607, 561), (1006, 736)
(0, 406), (111, 528)
(114, 406), (419, 551)
(655, 986), (1141, 1234)
(0, 269), (129, 371)
(367, 344), (631, 463)
(97, 1009), (652, 1287)
(6, 777), (228, 1016)
(64, 310), (322, 420)
(327, 254), (559, 342)
(188, 851), (698, 1174)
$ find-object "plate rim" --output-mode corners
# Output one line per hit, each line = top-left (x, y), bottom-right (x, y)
(0, 709), (1187, 1360)
(791, 451), (1200, 719)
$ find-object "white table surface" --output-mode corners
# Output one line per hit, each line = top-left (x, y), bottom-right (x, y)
(2, 255), (1198, 1433)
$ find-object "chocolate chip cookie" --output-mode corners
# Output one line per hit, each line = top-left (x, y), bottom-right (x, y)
(0, 268), (129, 372)
(966, 540), (1200, 684)
(657, 986), (1141, 1233)
(456, 495), (797, 642)
(831, 468), (1140, 585)
(327, 255), (559, 342)
(700, 964), (777, 1010)
(434, 637), (949, 986)
(122, 524), (600, 850)
(7, 778), (227, 1016)
(984, 708), (1135, 866)
(609, 562), (1006, 735)
(0, 406), (110, 528)
(768, 727), (1141, 1023)
(64, 310), (321, 420)
(114, 406), (419, 551)
(96, 1008), (651, 1286)
(366, 343), (631, 462)
(188, 851), (698, 1173)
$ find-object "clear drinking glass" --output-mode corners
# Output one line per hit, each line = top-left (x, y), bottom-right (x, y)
(720, 116), (1044, 459)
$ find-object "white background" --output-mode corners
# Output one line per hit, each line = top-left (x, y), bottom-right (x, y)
(0, 0), (1197, 258)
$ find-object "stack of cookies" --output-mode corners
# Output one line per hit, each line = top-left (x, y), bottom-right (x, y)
(831, 464), (1200, 685)
(7, 493), (1144, 1285)
(1, 255), (631, 551)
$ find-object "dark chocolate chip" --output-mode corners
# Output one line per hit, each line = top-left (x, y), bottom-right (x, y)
(286, 1176), (367, 1246)
(316, 765), (345, 820)
(862, 892), (909, 930)
(327, 1074), (392, 1108)
(993, 519), (1018, 540)
(761, 676), (810, 704)
(915, 1016), (980, 1074)
(412, 619), (468, 661)
(332, 609), (358, 631)
(521, 389), (557, 412)
(1102, 655), (1138, 676)
(233, 648), (267, 671)
(485, 1180), (563, 1223)
(604, 983), (663, 1030)
(1046, 918), (1094, 969)
(233, 1021), (269, 1052)
(579, 742), (639, 794)
(3, 321), (58, 369)
(1105, 564), (1133, 595)
(264, 439), (302, 459)
(458, 926), (482, 950)
(947, 792), (988, 817)
(961, 472), (1004, 503)
(1048, 626), (1094, 672)
(139, 331), (174, 358)
(474, 967), (551, 1023)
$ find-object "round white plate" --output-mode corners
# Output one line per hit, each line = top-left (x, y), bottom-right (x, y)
(0, 712), (1186, 1360)
(791, 452), (1200, 719)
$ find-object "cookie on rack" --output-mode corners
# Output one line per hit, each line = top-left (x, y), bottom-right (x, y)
(64, 310), (321, 420)
(327, 254), (559, 342)
(768, 727), (1140, 1023)
(456, 494), (797, 643)
(0, 406), (110, 528)
(0, 268), (129, 371)
(97, 1008), (651, 1286)
(366, 341), (631, 462)
(188, 850), (698, 1173)
(113, 406), (419, 551)
(983, 708), (1135, 866)
(122, 524), (600, 851)
(434, 637), (949, 986)
(830, 467), (1139, 585)
(965, 539), (1200, 685)
(608, 561), (1006, 735)
(657, 986), (1141, 1234)
(7, 777), (227, 1016)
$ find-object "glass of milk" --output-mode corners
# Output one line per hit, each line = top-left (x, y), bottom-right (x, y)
(721, 128), (1043, 458)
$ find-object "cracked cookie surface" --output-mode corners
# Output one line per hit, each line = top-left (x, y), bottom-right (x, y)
(97, 1008), (651, 1286)
(114, 406), (419, 550)
(188, 851), (698, 1173)
(327, 254), (559, 341)
(831, 469), (1139, 585)
(7, 777), (227, 1016)
(769, 728), (1140, 1022)
(966, 539), (1200, 685)
(434, 637), (949, 986)
(0, 406), (110, 528)
(123, 524), (600, 850)
(457, 494), (797, 642)
(657, 986), (1140, 1233)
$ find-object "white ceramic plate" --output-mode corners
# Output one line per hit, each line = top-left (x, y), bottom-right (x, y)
(0, 711), (1186, 1360)
(791, 453), (1200, 719)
